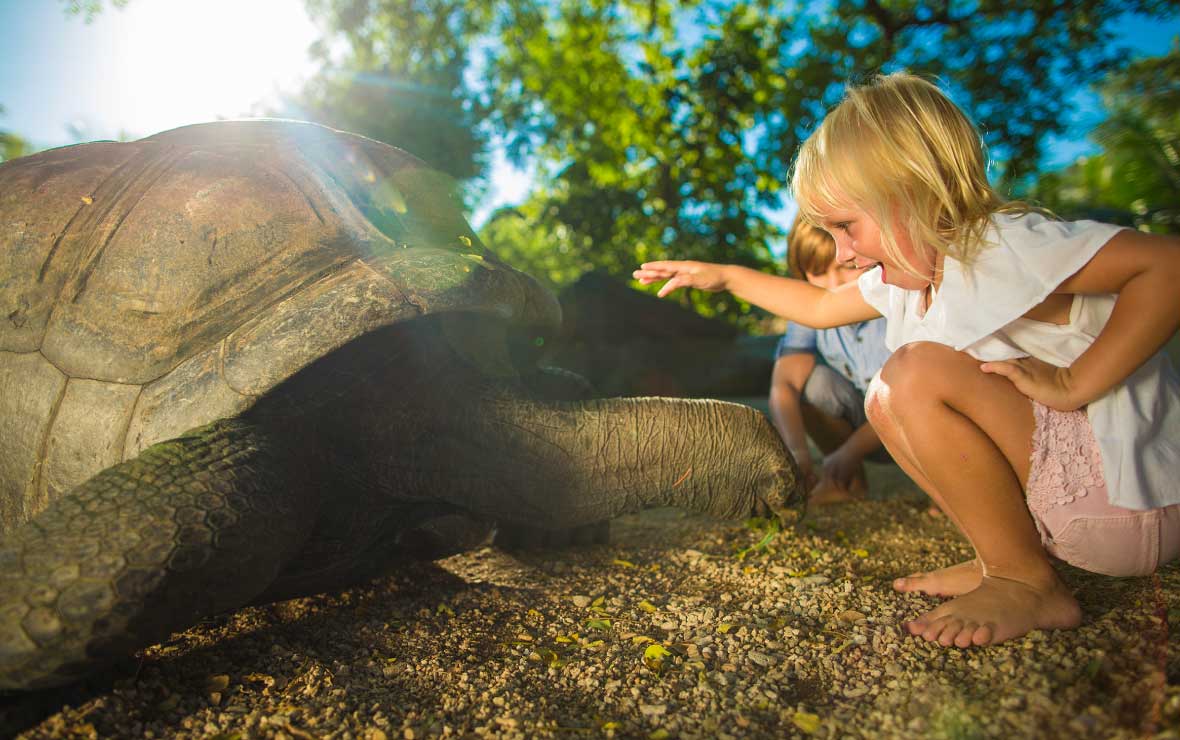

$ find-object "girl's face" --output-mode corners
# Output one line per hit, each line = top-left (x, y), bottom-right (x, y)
(820, 204), (934, 290)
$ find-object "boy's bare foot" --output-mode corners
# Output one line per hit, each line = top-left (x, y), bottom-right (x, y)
(808, 485), (860, 506)
(893, 559), (982, 596)
(807, 475), (867, 506)
(904, 573), (1082, 648)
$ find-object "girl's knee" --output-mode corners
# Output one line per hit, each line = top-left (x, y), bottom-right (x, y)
(877, 342), (974, 401)
(865, 374), (901, 438)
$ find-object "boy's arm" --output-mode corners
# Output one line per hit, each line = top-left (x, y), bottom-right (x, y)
(768, 353), (819, 488)
(981, 230), (1180, 410)
(633, 261), (880, 328)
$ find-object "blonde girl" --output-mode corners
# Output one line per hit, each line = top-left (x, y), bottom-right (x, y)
(634, 72), (1180, 648)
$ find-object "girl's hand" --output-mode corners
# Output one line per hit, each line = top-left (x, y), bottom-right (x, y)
(632, 261), (728, 298)
(979, 355), (1081, 411)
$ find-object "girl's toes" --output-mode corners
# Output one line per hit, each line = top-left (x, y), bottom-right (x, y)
(954, 623), (979, 648)
(893, 574), (922, 592)
(971, 623), (994, 646)
(920, 616), (953, 642)
(936, 619), (963, 646)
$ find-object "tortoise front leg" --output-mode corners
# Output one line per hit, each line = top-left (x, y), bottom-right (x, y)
(0, 420), (317, 690)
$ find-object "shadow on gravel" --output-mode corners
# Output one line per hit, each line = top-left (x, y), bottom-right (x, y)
(0, 657), (140, 738)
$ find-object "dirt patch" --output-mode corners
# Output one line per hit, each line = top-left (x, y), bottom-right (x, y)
(2, 463), (1177, 739)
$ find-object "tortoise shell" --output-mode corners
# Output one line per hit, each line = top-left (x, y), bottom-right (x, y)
(0, 119), (558, 532)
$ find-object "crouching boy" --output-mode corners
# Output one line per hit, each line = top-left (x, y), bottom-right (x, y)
(769, 216), (892, 504)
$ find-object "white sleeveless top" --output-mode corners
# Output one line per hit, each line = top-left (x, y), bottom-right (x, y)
(858, 212), (1180, 510)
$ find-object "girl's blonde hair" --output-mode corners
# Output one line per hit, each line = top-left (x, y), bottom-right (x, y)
(791, 72), (1032, 279)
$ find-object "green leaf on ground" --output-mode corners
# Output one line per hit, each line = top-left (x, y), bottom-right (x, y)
(643, 644), (672, 671)
(792, 712), (821, 734)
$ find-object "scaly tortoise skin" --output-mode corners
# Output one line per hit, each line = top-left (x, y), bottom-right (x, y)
(0, 120), (802, 690)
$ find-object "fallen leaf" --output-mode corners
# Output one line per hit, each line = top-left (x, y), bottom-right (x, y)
(592, 595), (605, 607)
(436, 603), (455, 616)
(638, 600), (658, 613)
(80, 195), (93, 205)
(613, 559), (636, 568)
(643, 644), (672, 671)
(205, 674), (230, 692)
(585, 618), (612, 631)
(838, 610), (867, 623)
(792, 711), (821, 734)
(851, 548), (869, 558)
(532, 649), (562, 667)
(717, 623), (733, 634)
(649, 730), (670, 739)
(631, 635), (655, 645)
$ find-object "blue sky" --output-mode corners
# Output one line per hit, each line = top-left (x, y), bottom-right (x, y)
(2, 0), (1178, 230)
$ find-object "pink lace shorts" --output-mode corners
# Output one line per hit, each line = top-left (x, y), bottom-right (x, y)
(1026, 401), (1180, 577)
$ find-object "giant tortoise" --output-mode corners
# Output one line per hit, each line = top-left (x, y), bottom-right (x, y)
(0, 120), (802, 690)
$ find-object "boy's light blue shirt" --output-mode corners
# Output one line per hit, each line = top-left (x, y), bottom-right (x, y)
(774, 318), (890, 395)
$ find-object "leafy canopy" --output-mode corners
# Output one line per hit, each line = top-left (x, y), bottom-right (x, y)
(56, 0), (1180, 324)
(0, 105), (31, 164)
(1024, 44), (1180, 233)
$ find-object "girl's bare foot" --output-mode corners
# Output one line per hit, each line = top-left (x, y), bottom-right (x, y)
(904, 572), (1082, 648)
(892, 559), (982, 596)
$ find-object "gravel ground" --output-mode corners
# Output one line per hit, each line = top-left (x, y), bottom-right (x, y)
(2, 461), (1177, 740)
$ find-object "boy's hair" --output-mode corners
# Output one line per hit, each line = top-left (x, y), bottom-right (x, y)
(790, 72), (1031, 279)
(786, 212), (836, 278)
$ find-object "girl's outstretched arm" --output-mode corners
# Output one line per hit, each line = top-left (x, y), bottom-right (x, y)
(981, 230), (1180, 410)
(632, 261), (880, 329)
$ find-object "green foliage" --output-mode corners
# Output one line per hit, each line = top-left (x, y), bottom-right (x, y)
(0, 105), (30, 164)
(0, 133), (28, 164)
(480, 205), (596, 294)
(276, 0), (498, 203)
(59, 0), (129, 22)
(481, 1), (793, 324)
(1024, 45), (1180, 233)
